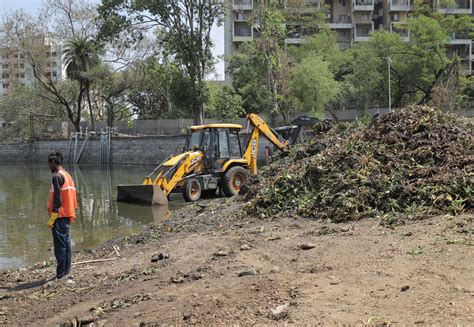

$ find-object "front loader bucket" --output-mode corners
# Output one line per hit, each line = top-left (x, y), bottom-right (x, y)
(117, 184), (168, 206)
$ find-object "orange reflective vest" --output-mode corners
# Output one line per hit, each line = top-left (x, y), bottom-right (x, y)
(48, 170), (78, 222)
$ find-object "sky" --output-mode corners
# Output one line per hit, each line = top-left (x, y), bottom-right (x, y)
(0, 0), (225, 79)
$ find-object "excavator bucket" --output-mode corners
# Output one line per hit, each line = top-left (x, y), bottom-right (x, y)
(117, 184), (168, 206)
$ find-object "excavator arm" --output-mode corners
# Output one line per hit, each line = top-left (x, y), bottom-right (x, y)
(117, 151), (204, 206)
(242, 113), (290, 175)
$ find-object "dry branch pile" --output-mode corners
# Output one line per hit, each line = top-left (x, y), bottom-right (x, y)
(246, 106), (473, 222)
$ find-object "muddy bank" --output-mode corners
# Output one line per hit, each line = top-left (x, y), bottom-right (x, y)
(0, 198), (472, 325)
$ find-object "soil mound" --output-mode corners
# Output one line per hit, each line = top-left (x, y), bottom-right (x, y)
(246, 106), (473, 222)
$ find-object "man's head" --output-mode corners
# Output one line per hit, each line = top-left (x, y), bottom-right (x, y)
(48, 151), (64, 173)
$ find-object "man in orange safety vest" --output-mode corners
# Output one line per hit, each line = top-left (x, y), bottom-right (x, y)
(47, 151), (78, 281)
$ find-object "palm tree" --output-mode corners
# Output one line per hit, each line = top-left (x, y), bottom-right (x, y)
(63, 37), (101, 131)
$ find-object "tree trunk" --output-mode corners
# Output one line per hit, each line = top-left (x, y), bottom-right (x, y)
(86, 86), (95, 131)
(193, 103), (204, 125)
(76, 87), (85, 132)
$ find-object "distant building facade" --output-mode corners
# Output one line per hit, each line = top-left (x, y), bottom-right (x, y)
(224, 0), (473, 79)
(0, 43), (65, 96)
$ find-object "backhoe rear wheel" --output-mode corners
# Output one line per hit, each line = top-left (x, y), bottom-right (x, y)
(222, 166), (250, 197)
(183, 178), (202, 202)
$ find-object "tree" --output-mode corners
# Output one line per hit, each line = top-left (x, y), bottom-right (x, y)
(95, 67), (139, 127)
(126, 58), (187, 119)
(63, 36), (102, 131)
(0, 0), (99, 132)
(227, 0), (328, 122)
(0, 85), (57, 141)
(206, 84), (245, 120)
(290, 57), (340, 113)
(98, 0), (225, 125)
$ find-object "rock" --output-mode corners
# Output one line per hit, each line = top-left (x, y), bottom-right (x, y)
(59, 321), (73, 327)
(238, 268), (259, 277)
(271, 266), (280, 273)
(403, 231), (413, 237)
(270, 304), (289, 320)
(401, 285), (410, 292)
(171, 276), (184, 284)
(183, 312), (192, 320)
(240, 244), (251, 251)
(299, 243), (316, 250)
(159, 252), (170, 260)
(214, 249), (230, 257)
(151, 252), (170, 262)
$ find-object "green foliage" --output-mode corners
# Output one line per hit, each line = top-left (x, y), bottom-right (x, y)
(226, 45), (276, 115)
(0, 86), (57, 142)
(291, 32), (346, 75)
(63, 37), (102, 83)
(289, 57), (340, 113)
(127, 58), (187, 119)
(206, 85), (245, 120)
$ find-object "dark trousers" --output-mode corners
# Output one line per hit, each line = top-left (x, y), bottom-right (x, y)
(52, 218), (72, 279)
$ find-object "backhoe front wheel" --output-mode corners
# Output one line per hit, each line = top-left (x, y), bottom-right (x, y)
(222, 166), (250, 197)
(183, 178), (202, 202)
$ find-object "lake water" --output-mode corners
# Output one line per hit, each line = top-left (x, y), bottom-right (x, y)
(0, 163), (185, 270)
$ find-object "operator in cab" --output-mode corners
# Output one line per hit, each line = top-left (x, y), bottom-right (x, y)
(47, 151), (78, 283)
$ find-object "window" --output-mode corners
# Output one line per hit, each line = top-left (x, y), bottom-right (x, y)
(2, 73), (9, 79)
(2, 84), (9, 89)
(20, 73), (25, 78)
(52, 51), (57, 57)
(218, 129), (230, 158)
(52, 71), (57, 77)
(20, 64), (24, 69)
(229, 131), (242, 158)
(234, 22), (252, 37)
(391, 13), (399, 21)
(3, 64), (8, 69)
(46, 72), (52, 77)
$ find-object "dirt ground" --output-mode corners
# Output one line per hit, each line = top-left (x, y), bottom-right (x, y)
(0, 200), (473, 326)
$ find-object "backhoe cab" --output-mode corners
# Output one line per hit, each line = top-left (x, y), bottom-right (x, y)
(117, 114), (296, 206)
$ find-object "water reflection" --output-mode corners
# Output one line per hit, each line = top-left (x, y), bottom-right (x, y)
(0, 163), (183, 270)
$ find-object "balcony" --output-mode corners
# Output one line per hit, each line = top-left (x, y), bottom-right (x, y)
(390, 22), (410, 41)
(233, 0), (253, 11)
(328, 16), (352, 29)
(437, 0), (472, 13)
(233, 22), (253, 42)
(352, 0), (374, 11)
(353, 22), (374, 41)
(284, 0), (320, 13)
(446, 32), (471, 45)
(389, 0), (411, 11)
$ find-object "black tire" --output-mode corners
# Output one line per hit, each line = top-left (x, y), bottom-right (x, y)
(222, 166), (250, 197)
(183, 178), (202, 202)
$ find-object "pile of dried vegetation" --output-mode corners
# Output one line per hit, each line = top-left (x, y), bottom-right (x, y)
(245, 106), (473, 223)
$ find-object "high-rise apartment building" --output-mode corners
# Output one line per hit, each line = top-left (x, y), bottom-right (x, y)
(0, 43), (65, 96)
(224, 0), (473, 78)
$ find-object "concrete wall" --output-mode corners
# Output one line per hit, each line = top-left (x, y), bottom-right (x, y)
(0, 134), (273, 165)
(0, 135), (187, 165)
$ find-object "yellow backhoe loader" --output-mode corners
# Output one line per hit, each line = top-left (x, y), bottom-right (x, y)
(117, 113), (310, 206)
